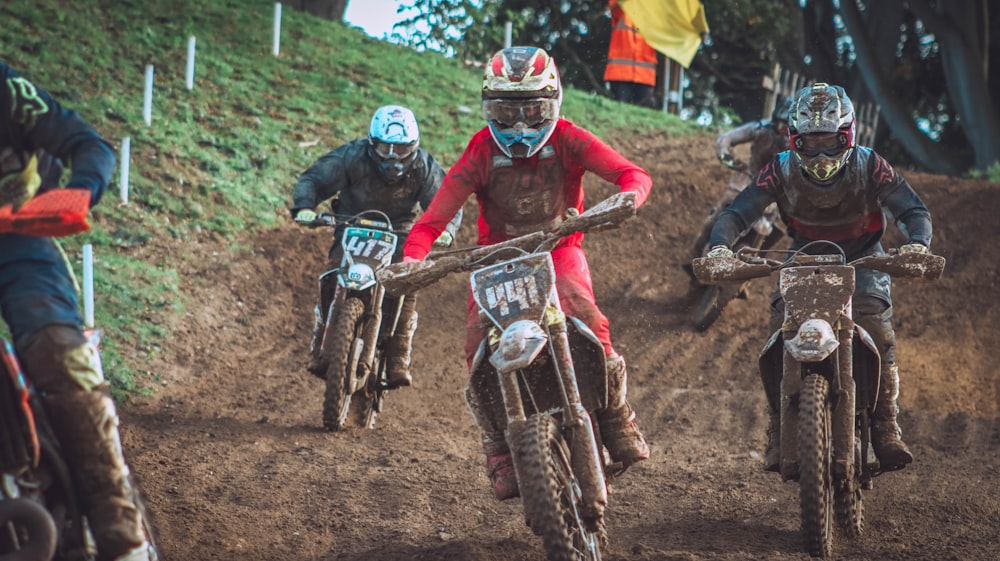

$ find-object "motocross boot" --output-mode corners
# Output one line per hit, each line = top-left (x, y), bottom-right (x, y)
(465, 381), (518, 500)
(307, 305), (326, 379)
(43, 385), (151, 561)
(596, 352), (650, 469)
(384, 297), (417, 388)
(763, 409), (781, 472)
(871, 363), (913, 471)
(484, 439), (519, 501)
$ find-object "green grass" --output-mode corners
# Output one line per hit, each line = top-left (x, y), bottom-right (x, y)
(3, 0), (698, 396)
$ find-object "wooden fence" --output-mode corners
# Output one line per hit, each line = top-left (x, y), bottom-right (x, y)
(762, 63), (880, 147)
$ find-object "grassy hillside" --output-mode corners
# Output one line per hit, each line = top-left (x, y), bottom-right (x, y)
(2, 0), (698, 395)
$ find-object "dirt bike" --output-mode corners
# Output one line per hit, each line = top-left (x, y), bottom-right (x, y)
(0, 332), (161, 561)
(0, 190), (160, 561)
(309, 210), (409, 432)
(692, 242), (945, 557)
(379, 191), (639, 561)
(691, 190), (785, 331)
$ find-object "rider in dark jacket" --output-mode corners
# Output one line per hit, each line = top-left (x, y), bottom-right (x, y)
(687, 96), (792, 265)
(0, 61), (153, 561)
(705, 83), (932, 474)
(290, 105), (462, 388)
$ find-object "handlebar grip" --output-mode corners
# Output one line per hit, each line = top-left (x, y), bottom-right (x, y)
(692, 256), (772, 285)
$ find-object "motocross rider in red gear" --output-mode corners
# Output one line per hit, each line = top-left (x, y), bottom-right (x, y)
(705, 83), (933, 473)
(402, 46), (652, 501)
(0, 61), (153, 561)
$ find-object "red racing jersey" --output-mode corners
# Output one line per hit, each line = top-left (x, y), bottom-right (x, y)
(404, 118), (652, 260)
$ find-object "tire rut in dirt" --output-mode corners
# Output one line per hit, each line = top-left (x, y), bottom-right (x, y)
(799, 373), (833, 557)
(321, 297), (365, 431)
(517, 414), (603, 561)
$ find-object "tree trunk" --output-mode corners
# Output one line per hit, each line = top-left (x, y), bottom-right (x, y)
(907, 0), (1000, 170)
(286, 0), (348, 21)
(838, 0), (965, 174)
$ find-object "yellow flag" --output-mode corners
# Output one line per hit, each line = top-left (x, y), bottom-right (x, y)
(619, 0), (709, 68)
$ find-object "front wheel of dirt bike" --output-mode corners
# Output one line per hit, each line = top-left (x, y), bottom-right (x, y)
(321, 296), (365, 431)
(799, 372), (833, 558)
(342, 359), (384, 429)
(518, 413), (604, 561)
(692, 284), (741, 331)
(834, 438), (865, 539)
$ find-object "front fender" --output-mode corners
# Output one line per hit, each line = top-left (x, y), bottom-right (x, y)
(488, 320), (548, 373)
(785, 318), (839, 363)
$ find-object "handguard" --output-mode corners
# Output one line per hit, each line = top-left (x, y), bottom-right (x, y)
(0, 189), (91, 237)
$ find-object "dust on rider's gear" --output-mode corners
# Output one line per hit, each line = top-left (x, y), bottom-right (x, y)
(383, 296), (417, 388)
(597, 352), (650, 469)
(870, 363), (913, 470)
(465, 364), (519, 500)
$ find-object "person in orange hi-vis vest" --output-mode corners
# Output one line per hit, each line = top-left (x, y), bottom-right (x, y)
(603, 0), (658, 108)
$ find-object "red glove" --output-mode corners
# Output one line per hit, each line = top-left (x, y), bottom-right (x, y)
(0, 189), (92, 237)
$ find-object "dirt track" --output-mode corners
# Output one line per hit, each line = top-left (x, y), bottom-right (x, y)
(120, 131), (999, 560)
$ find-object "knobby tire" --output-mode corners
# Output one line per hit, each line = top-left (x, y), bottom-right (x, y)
(834, 434), (864, 538)
(518, 414), (603, 561)
(692, 285), (740, 331)
(321, 297), (365, 431)
(799, 373), (833, 557)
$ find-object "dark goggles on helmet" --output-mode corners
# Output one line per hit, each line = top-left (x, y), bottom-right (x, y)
(483, 98), (558, 129)
(372, 140), (418, 161)
(791, 131), (850, 158)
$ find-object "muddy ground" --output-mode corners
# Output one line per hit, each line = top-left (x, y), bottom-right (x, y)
(119, 130), (999, 561)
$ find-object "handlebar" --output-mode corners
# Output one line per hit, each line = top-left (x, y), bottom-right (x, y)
(377, 191), (638, 296)
(692, 246), (946, 286)
(301, 209), (405, 233)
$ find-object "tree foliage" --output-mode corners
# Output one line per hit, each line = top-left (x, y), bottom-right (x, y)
(393, 0), (1000, 173)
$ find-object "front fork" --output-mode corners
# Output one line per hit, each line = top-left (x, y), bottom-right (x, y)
(501, 320), (608, 524)
(779, 321), (856, 483)
(329, 283), (388, 389)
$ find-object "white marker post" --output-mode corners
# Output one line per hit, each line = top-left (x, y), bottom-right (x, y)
(143, 64), (154, 126)
(119, 137), (130, 204)
(83, 244), (95, 329)
(504, 22), (512, 48)
(186, 36), (196, 90)
(272, 3), (282, 57)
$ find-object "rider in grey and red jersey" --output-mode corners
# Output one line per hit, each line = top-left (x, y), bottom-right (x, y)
(705, 83), (932, 474)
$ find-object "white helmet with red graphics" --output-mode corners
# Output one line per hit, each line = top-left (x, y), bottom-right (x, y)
(789, 83), (856, 183)
(481, 46), (562, 158)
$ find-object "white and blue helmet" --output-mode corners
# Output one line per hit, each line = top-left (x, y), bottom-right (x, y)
(368, 105), (420, 183)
